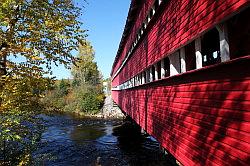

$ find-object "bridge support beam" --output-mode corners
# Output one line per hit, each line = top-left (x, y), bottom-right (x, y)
(154, 64), (159, 80)
(149, 67), (153, 82)
(142, 72), (145, 84)
(160, 59), (165, 78)
(195, 37), (203, 69)
(216, 23), (230, 62)
(180, 47), (186, 73)
(169, 51), (181, 76)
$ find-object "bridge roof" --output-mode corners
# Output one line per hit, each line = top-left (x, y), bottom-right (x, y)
(111, 0), (141, 76)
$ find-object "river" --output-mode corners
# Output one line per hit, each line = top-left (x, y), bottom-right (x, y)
(32, 113), (177, 166)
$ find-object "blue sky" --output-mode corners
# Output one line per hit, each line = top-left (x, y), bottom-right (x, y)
(52, 0), (131, 79)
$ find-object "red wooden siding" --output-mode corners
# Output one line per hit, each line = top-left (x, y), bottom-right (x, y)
(112, 0), (250, 87)
(112, 57), (250, 165)
(112, 0), (155, 77)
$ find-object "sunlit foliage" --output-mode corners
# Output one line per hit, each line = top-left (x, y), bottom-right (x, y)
(0, 0), (85, 164)
(43, 41), (105, 114)
(72, 41), (100, 86)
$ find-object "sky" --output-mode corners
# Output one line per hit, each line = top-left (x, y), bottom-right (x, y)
(52, 0), (131, 79)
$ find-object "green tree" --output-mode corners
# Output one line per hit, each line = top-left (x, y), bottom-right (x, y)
(42, 41), (105, 114)
(72, 41), (101, 85)
(58, 79), (70, 96)
(68, 41), (105, 114)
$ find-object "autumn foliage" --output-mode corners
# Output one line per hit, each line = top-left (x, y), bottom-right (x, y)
(43, 41), (105, 115)
(0, 0), (86, 164)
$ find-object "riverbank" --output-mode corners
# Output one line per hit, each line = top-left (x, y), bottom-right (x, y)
(55, 95), (125, 119)
(95, 95), (124, 119)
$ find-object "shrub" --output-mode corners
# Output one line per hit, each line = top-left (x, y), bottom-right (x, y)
(69, 84), (104, 114)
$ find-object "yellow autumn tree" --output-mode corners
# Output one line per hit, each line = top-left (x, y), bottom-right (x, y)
(0, 0), (86, 164)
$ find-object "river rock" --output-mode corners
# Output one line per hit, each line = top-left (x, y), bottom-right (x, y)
(97, 95), (124, 119)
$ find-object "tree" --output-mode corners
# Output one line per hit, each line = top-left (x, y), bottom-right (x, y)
(41, 41), (105, 114)
(0, 0), (86, 114)
(0, 0), (86, 111)
(68, 41), (104, 114)
(72, 41), (100, 85)
(0, 0), (86, 164)
(0, 0), (86, 76)
(58, 79), (70, 96)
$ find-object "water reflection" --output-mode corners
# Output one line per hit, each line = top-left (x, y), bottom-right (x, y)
(70, 126), (105, 145)
(32, 114), (177, 166)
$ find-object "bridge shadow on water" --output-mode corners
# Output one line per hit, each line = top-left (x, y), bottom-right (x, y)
(113, 117), (178, 166)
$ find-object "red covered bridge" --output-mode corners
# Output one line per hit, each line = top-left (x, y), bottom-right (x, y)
(111, 0), (250, 165)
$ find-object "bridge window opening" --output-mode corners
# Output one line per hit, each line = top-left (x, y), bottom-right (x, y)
(137, 28), (141, 38)
(139, 73), (142, 85)
(143, 22), (147, 30)
(152, 66), (156, 81)
(145, 70), (148, 83)
(151, 6), (156, 17)
(139, 75), (141, 85)
(138, 74), (140, 85)
(141, 73), (143, 84)
(169, 51), (181, 76)
(145, 69), (150, 83)
(163, 57), (170, 77)
(201, 28), (221, 67)
(154, 0), (160, 10)
(156, 61), (161, 79)
(147, 69), (151, 83)
(138, 74), (141, 85)
(135, 37), (138, 45)
(138, 75), (140, 85)
(142, 71), (146, 84)
(141, 72), (143, 84)
(159, 0), (162, 5)
(134, 76), (137, 86)
(140, 28), (144, 35)
(147, 15), (151, 23)
(227, 7), (250, 59)
(185, 41), (196, 71)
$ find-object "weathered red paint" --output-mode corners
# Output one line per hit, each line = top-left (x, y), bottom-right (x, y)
(111, 0), (250, 165)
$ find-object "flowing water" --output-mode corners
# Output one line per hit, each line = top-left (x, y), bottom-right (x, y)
(32, 113), (177, 166)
